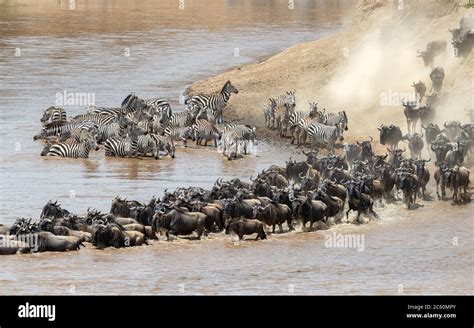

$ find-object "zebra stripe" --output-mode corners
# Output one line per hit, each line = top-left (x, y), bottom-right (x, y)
(41, 107), (67, 126)
(192, 119), (221, 147)
(34, 121), (97, 140)
(43, 138), (97, 158)
(222, 124), (257, 154)
(70, 113), (117, 126)
(185, 81), (238, 124)
(307, 122), (344, 154)
(136, 135), (159, 159)
(321, 110), (349, 131)
(164, 126), (193, 147)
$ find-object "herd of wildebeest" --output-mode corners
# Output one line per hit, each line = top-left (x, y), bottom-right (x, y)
(0, 16), (472, 255)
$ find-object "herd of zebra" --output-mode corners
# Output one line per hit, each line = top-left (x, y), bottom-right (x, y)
(263, 91), (348, 153)
(34, 80), (256, 160)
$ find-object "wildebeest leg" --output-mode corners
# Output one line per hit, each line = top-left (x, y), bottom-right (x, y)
(278, 223), (284, 233)
(166, 231), (170, 241)
(272, 224), (276, 233)
(214, 138), (218, 148)
(346, 209), (351, 222)
(356, 211), (362, 223)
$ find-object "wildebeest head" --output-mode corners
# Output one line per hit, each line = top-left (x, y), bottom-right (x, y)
(421, 123), (441, 144)
(378, 124), (402, 147)
(40, 200), (69, 219)
(357, 137), (373, 161)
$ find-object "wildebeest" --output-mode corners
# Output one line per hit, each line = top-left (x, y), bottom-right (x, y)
(285, 159), (312, 185)
(40, 200), (70, 219)
(450, 15), (474, 57)
(224, 218), (266, 240)
(444, 166), (470, 203)
(378, 124), (403, 149)
(110, 196), (144, 218)
(434, 161), (449, 200)
(39, 218), (92, 242)
(411, 81), (427, 101)
(252, 202), (293, 233)
(153, 208), (206, 241)
(290, 194), (327, 231)
(92, 220), (127, 248)
(421, 123), (441, 145)
(343, 180), (378, 222)
(417, 40), (447, 67)
(35, 231), (84, 252)
(445, 142), (465, 167)
(395, 170), (419, 209)
(387, 147), (406, 168)
(429, 67), (445, 94)
(402, 133), (424, 159)
(413, 159), (431, 199)
(444, 121), (461, 141)
(402, 100), (420, 134)
(344, 143), (362, 169)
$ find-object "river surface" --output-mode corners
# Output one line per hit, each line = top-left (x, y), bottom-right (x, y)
(0, 0), (472, 295)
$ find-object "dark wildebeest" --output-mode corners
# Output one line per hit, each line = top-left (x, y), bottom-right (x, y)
(302, 149), (320, 168)
(152, 208), (206, 241)
(444, 120), (461, 141)
(110, 196), (144, 218)
(417, 40), (447, 67)
(434, 161), (450, 200)
(395, 170), (419, 209)
(450, 15), (474, 57)
(320, 179), (347, 202)
(357, 137), (374, 162)
(444, 166), (470, 203)
(375, 164), (396, 199)
(419, 104), (436, 125)
(40, 200), (70, 219)
(285, 159), (312, 185)
(387, 147), (406, 168)
(289, 194), (327, 231)
(34, 231), (83, 252)
(252, 203), (293, 233)
(378, 124), (403, 150)
(421, 123), (441, 145)
(431, 134), (451, 162)
(38, 218), (92, 243)
(411, 81), (427, 101)
(343, 180), (378, 223)
(92, 220), (127, 248)
(344, 143), (362, 169)
(326, 166), (352, 184)
(429, 67), (445, 94)
(224, 218), (266, 240)
(413, 159), (431, 199)
(402, 100), (420, 134)
(311, 189), (344, 223)
(402, 133), (424, 159)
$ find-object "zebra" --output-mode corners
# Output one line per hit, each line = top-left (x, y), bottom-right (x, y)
(145, 98), (172, 117)
(150, 134), (176, 158)
(41, 107), (67, 126)
(87, 106), (121, 116)
(263, 98), (277, 128)
(34, 121), (97, 140)
(121, 93), (147, 115)
(104, 125), (145, 158)
(222, 124), (257, 154)
(271, 91), (296, 136)
(321, 110), (349, 131)
(70, 113), (117, 126)
(168, 108), (199, 127)
(290, 101), (322, 144)
(185, 81), (238, 124)
(136, 134), (160, 159)
(307, 122), (345, 154)
(220, 130), (241, 156)
(164, 126), (193, 147)
(42, 137), (99, 158)
(192, 119), (221, 147)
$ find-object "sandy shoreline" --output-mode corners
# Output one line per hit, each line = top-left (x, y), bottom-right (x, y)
(187, 0), (472, 146)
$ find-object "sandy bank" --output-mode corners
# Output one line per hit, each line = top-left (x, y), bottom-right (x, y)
(187, 0), (473, 147)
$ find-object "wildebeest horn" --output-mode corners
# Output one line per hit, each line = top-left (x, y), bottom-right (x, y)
(299, 172), (305, 179)
(369, 136), (373, 142)
(423, 158), (431, 162)
(302, 150), (309, 155)
(444, 121), (448, 128)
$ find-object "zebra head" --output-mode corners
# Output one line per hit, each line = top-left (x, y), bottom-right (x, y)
(335, 123), (345, 142)
(286, 91), (296, 109)
(40, 106), (57, 123)
(223, 81), (238, 95)
(308, 101), (319, 117)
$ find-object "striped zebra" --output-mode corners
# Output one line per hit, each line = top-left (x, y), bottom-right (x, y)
(70, 113), (117, 126)
(220, 130), (241, 156)
(104, 125), (145, 158)
(271, 91), (296, 136)
(42, 137), (99, 158)
(289, 101), (322, 144)
(263, 98), (277, 128)
(164, 126), (193, 147)
(185, 81), (238, 124)
(87, 106), (121, 116)
(41, 107), (67, 126)
(321, 110), (349, 131)
(307, 122), (345, 154)
(121, 93), (147, 114)
(34, 121), (97, 140)
(168, 108), (199, 127)
(192, 119), (221, 147)
(145, 98), (172, 117)
(150, 134), (176, 158)
(136, 134), (160, 159)
(222, 124), (257, 154)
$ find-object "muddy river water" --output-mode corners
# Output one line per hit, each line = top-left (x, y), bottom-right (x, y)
(0, 0), (472, 295)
